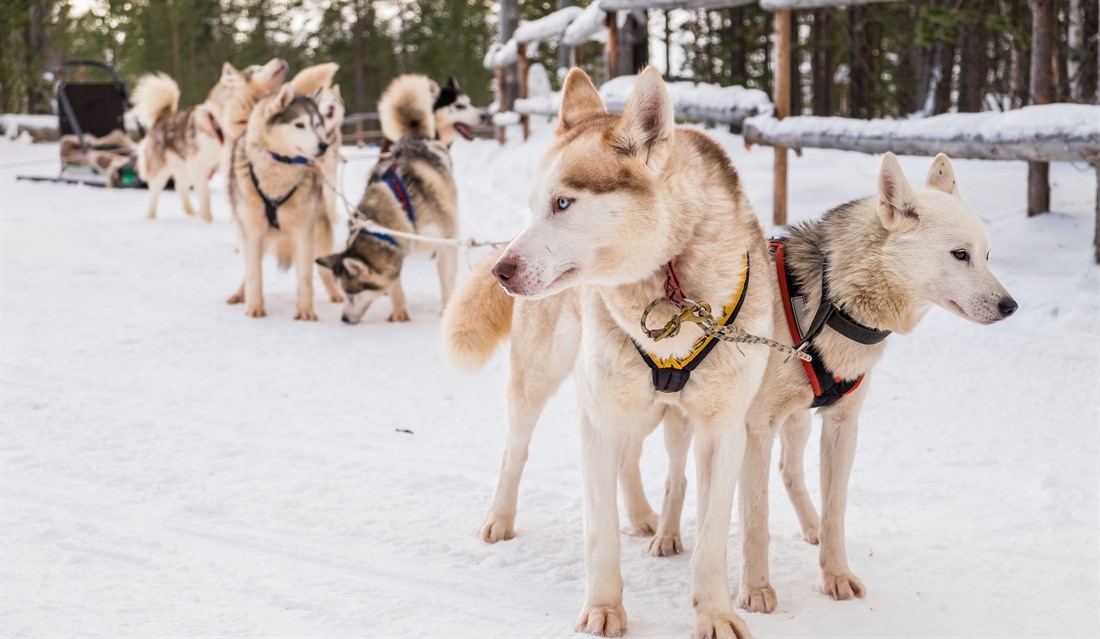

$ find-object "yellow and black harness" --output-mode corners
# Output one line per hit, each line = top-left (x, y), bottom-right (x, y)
(633, 254), (750, 393)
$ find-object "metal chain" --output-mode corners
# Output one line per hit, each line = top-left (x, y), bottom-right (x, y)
(641, 296), (813, 363)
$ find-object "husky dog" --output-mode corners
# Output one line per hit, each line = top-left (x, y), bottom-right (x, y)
(312, 83), (345, 224)
(432, 76), (485, 145)
(316, 76), (458, 324)
(225, 84), (343, 320)
(131, 73), (226, 222)
(377, 74), (484, 149)
(206, 58), (288, 172)
(443, 67), (772, 638)
(720, 152), (1018, 613)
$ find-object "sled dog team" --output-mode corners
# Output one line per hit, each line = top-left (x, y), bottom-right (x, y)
(442, 68), (1016, 638)
(130, 59), (483, 321)
(134, 60), (1018, 638)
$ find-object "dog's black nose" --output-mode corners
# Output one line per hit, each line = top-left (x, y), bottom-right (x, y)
(998, 297), (1018, 317)
(492, 258), (517, 283)
(341, 314), (351, 324)
(318, 141), (330, 155)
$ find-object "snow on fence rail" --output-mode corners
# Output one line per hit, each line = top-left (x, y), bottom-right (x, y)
(516, 75), (773, 126)
(743, 104), (1100, 163)
(514, 6), (584, 44)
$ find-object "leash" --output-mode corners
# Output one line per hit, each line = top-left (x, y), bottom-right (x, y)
(641, 259), (812, 363)
(306, 158), (509, 250)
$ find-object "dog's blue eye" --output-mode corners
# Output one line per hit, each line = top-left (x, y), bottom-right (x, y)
(951, 249), (969, 262)
(555, 197), (572, 211)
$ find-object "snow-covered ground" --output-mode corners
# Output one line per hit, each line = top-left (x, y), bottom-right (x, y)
(2, 124), (1098, 638)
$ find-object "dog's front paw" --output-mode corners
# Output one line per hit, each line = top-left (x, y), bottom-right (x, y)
(329, 292), (345, 303)
(647, 533), (683, 557)
(622, 511), (659, 537)
(226, 291), (244, 304)
(801, 525), (820, 545)
(295, 307), (318, 321)
(822, 572), (865, 601)
(478, 513), (515, 543)
(201, 212), (213, 223)
(694, 610), (752, 639)
(388, 310), (410, 322)
(736, 584), (777, 614)
(575, 603), (627, 637)
(244, 305), (266, 318)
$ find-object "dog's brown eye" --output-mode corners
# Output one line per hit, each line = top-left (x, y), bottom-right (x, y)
(951, 249), (969, 262)
(295, 122), (305, 129)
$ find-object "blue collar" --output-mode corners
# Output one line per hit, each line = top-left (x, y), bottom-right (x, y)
(268, 150), (311, 165)
(357, 228), (399, 247)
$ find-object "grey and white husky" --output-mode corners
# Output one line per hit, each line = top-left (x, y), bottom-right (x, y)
(316, 75), (459, 324)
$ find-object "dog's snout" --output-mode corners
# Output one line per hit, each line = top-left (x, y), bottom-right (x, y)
(318, 141), (330, 155)
(998, 297), (1018, 318)
(341, 313), (351, 324)
(492, 258), (517, 283)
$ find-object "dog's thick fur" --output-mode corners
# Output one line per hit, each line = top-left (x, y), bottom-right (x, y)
(313, 82), (345, 224)
(377, 74), (484, 147)
(725, 152), (1018, 613)
(289, 62), (339, 97)
(206, 58), (288, 173)
(316, 77), (458, 324)
(131, 73), (225, 222)
(225, 84), (343, 320)
(443, 67), (772, 638)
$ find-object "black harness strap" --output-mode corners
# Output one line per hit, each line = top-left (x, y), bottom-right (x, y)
(248, 163), (299, 230)
(771, 240), (890, 408)
(634, 256), (751, 394)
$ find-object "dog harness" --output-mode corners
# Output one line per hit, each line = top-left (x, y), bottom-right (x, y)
(247, 163), (298, 230)
(354, 163), (416, 247)
(633, 254), (750, 394)
(771, 241), (891, 408)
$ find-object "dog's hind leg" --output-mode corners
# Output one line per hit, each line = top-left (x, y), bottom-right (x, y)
(619, 416), (661, 537)
(177, 175), (196, 217)
(145, 171), (170, 220)
(648, 408), (691, 557)
(435, 243), (458, 312)
(779, 410), (820, 544)
(737, 410), (781, 613)
(480, 297), (579, 543)
(818, 391), (867, 601)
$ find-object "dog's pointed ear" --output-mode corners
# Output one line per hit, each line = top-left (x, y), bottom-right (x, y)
(342, 257), (368, 279)
(315, 253), (344, 273)
(447, 75), (461, 91)
(926, 153), (961, 196)
(878, 152), (918, 231)
(428, 79), (441, 100)
(268, 84), (295, 114)
(221, 62), (239, 80)
(613, 67), (674, 171)
(557, 68), (605, 135)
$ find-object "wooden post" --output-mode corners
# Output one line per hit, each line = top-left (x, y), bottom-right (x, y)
(496, 68), (507, 144)
(1028, 0), (1054, 216)
(606, 10), (619, 79)
(517, 42), (530, 141)
(773, 9), (791, 227)
(355, 120), (364, 149)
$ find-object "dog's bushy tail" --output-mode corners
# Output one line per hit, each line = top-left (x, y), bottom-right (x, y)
(442, 247), (513, 370)
(130, 73), (181, 128)
(378, 75), (437, 141)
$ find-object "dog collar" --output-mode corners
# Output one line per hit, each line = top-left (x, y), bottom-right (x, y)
(268, 150), (311, 165)
(633, 254), (751, 393)
(247, 163), (299, 230)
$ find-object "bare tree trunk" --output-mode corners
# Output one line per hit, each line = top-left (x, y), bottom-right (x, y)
(913, 0), (932, 112)
(1028, 0), (1054, 217)
(500, 0), (519, 106)
(790, 12), (802, 116)
(557, 0), (574, 69)
(1069, 0), (1084, 99)
(811, 9), (833, 115)
(352, 0), (366, 112)
(665, 10), (672, 77)
(1055, 3), (1071, 100)
(957, 6), (986, 112)
(848, 6), (872, 119)
(1077, 0), (1099, 102)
